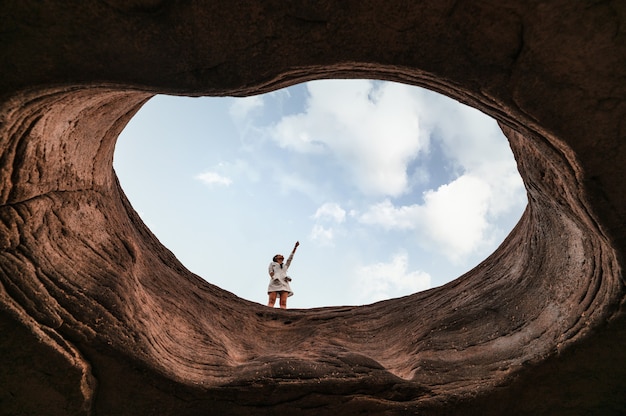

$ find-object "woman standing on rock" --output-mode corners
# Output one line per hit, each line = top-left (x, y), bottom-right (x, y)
(267, 241), (299, 309)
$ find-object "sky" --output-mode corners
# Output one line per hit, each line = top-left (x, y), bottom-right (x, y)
(113, 80), (527, 309)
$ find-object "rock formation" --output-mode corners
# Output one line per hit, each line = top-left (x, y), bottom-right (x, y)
(1, 1), (625, 414)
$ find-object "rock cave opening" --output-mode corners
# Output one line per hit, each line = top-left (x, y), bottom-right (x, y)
(113, 80), (528, 309)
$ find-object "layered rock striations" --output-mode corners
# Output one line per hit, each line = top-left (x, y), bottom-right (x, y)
(1, 1), (625, 415)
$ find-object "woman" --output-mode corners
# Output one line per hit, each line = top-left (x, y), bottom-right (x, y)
(267, 241), (299, 309)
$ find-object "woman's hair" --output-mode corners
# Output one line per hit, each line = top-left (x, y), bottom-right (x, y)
(272, 254), (285, 269)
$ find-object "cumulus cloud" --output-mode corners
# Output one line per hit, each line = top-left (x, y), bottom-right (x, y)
(420, 175), (492, 257)
(309, 203), (346, 246)
(359, 174), (493, 262)
(309, 224), (335, 246)
(195, 171), (233, 187)
(348, 87), (526, 263)
(313, 202), (346, 223)
(355, 252), (431, 304)
(270, 80), (426, 197)
(411, 89), (526, 216)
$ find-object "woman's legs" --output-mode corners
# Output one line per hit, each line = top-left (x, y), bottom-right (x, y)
(267, 291), (278, 307)
(268, 291), (288, 309)
(279, 291), (288, 309)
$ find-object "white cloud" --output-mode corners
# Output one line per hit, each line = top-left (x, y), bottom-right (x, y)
(410, 89), (526, 217)
(345, 87), (526, 263)
(359, 174), (493, 262)
(309, 224), (335, 246)
(309, 203), (347, 246)
(195, 171), (233, 187)
(272, 118), (326, 153)
(269, 80), (426, 197)
(195, 160), (260, 189)
(313, 202), (346, 223)
(420, 175), (492, 258)
(355, 252), (431, 304)
(358, 199), (417, 230)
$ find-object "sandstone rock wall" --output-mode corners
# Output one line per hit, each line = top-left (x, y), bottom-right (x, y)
(1, 1), (625, 415)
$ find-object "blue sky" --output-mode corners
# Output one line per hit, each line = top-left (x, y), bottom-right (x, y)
(113, 80), (527, 309)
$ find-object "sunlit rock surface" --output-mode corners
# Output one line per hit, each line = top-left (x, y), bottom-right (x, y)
(1, 1), (625, 415)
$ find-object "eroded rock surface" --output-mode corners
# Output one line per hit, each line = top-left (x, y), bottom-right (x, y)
(1, 1), (625, 415)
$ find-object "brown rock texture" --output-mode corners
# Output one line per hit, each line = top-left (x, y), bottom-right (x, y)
(1, 1), (625, 415)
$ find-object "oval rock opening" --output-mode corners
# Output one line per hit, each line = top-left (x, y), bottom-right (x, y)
(114, 79), (528, 309)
